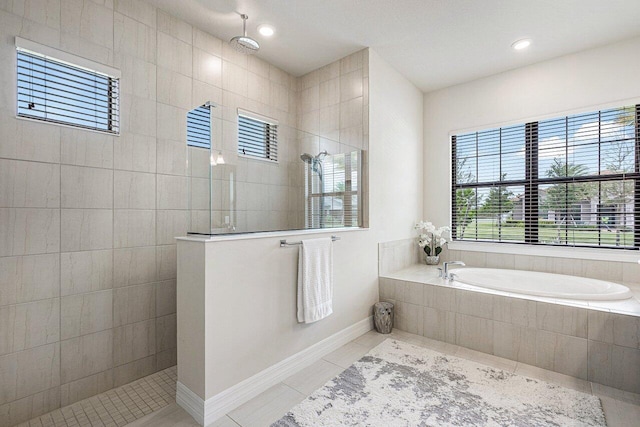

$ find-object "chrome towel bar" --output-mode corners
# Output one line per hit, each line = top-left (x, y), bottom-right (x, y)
(280, 235), (340, 247)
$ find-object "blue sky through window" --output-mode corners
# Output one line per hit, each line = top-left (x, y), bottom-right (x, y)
(453, 105), (637, 247)
(17, 50), (118, 133)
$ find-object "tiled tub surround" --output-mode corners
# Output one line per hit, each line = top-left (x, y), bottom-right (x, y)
(445, 248), (640, 293)
(379, 264), (640, 395)
(378, 238), (421, 276)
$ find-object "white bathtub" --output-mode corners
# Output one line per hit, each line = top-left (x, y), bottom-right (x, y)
(452, 268), (633, 301)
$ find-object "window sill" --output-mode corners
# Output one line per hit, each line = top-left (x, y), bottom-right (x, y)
(237, 153), (279, 164)
(448, 241), (640, 263)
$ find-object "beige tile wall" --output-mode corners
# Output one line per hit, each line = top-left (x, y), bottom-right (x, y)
(187, 49), (369, 234)
(0, 1), (181, 424)
(378, 238), (421, 275)
(295, 51), (369, 229)
(0, 1), (371, 425)
(186, 59), (298, 233)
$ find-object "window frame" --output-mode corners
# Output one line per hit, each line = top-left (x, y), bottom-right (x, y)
(305, 151), (362, 229)
(186, 103), (212, 149)
(15, 38), (121, 135)
(451, 104), (640, 250)
(237, 109), (278, 163)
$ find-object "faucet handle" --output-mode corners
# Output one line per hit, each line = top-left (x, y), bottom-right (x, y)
(437, 268), (443, 278)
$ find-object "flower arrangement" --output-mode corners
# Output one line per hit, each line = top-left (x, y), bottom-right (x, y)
(415, 221), (450, 258)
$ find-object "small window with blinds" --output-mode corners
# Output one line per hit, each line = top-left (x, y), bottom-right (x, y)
(305, 151), (361, 229)
(187, 104), (211, 149)
(16, 41), (119, 134)
(237, 110), (278, 162)
(452, 105), (639, 249)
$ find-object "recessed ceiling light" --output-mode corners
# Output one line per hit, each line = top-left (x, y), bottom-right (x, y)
(258, 24), (275, 37)
(511, 39), (531, 51)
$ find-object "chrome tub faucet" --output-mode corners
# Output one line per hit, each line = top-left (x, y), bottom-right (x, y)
(440, 261), (466, 280)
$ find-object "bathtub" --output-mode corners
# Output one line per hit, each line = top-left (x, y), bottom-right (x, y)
(452, 268), (633, 301)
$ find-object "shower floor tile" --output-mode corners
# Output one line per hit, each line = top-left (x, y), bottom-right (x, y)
(17, 367), (176, 427)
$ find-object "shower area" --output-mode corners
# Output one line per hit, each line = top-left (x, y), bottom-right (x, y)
(186, 104), (364, 236)
(184, 49), (368, 235)
(301, 150), (361, 229)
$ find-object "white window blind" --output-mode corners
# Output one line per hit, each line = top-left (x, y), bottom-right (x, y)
(237, 110), (278, 161)
(16, 44), (119, 134)
(452, 105), (639, 249)
(187, 104), (211, 149)
(305, 151), (361, 229)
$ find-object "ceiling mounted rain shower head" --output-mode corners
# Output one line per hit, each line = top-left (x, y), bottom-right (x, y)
(229, 14), (260, 54)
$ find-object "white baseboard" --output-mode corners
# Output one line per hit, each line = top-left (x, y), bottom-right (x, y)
(177, 316), (373, 426)
(176, 381), (205, 425)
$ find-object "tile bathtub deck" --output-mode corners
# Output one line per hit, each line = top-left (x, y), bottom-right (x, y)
(382, 264), (640, 316)
(21, 330), (640, 427)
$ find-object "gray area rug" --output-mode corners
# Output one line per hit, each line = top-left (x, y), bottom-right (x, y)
(272, 339), (606, 426)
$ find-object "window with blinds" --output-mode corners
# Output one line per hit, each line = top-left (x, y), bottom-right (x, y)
(305, 151), (361, 229)
(187, 104), (211, 149)
(237, 111), (278, 161)
(452, 105), (639, 249)
(16, 46), (119, 134)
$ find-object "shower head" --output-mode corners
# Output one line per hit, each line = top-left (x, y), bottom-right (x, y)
(229, 14), (260, 54)
(300, 151), (329, 163)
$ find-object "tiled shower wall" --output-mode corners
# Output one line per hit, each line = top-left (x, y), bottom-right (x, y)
(0, 1), (370, 425)
(0, 2), (188, 425)
(295, 50), (370, 228)
(186, 44), (300, 234)
(187, 48), (370, 234)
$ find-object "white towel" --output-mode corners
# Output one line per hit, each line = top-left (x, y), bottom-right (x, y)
(297, 237), (333, 323)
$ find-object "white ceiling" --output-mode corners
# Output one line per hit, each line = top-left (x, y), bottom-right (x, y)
(145, 0), (640, 92)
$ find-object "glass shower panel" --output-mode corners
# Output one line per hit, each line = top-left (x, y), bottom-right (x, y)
(304, 150), (362, 229)
(186, 103), (212, 234)
(187, 103), (236, 235)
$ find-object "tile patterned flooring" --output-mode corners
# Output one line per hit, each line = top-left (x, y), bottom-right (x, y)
(21, 330), (640, 427)
(17, 367), (176, 427)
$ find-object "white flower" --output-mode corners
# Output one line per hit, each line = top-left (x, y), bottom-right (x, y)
(414, 221), (433, 231)
(415, 219), (449, 250)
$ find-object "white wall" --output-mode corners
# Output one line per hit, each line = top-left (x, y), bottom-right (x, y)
(369, 50), (424, 237)
(423, 36), (640, 228)
(177, 48), (424, 402)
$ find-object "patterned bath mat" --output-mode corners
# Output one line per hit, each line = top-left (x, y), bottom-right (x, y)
(272, 339), (606, 426)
